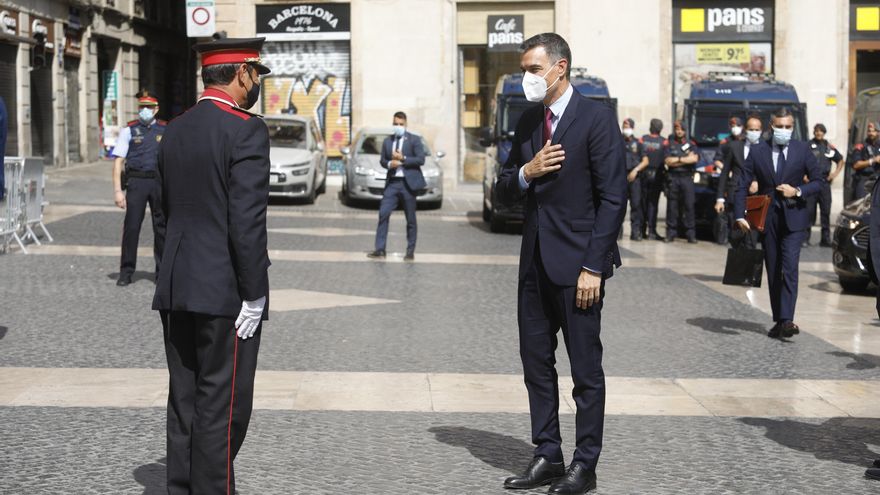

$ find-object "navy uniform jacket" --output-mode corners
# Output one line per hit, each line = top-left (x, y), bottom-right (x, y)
(734, 140), (823, 231)
(640, 134), (665, 172)
(809, 139), (842, 178)
(379, 131), (426, 191)
(853, 141), (880, 177)
(623, 136), (645, 171)
(664, 138), (698, 174)
(497, 89), (627, 286)
(152, 88), (271, 318)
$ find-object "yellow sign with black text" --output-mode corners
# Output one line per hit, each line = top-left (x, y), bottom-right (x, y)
(696, 43), (750, 64)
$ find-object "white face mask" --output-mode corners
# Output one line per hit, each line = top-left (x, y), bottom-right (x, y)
(622, 128), (634, 138)
(730, 125), (743, 136)
(746, 130), (762, 144)
(522, 66), (561, 103)
(772, 127), (793, 146)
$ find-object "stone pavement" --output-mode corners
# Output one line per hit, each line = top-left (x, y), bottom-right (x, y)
(1, 163), (879, 494)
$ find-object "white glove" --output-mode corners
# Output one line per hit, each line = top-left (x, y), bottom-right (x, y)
(235, 296), (265, 340)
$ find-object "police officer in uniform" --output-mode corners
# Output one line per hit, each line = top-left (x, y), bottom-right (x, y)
(851, 121), (880, 201)
(622, 118), (648, 240)
(112, 91), (166, 286)
(152, 38), (271, 494)
(664, 120), (699, 243)
(806, 123), (843, 246)
(640, 118), (666, 240)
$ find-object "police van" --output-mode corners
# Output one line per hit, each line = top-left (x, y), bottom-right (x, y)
(480, 68), (617, 232)
(680, 72), (807, 241)
(844, 87), (880, 205)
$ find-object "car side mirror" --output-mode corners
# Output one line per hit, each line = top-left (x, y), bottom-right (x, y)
(340, 146), (350, 156)
(479, 126), (495, 147)
(435, 151), (446, 159)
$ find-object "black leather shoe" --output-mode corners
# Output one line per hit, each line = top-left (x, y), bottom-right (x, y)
(866, 467), (880, 481)
(630, 233), (643, 242)
(116, 274), (132, 287)
(767, 322), (782, 339)
(781, 322), (800, 337)
(647, 231), (660, 241)
(664, 236), (675, 243)
(404, 252), (415, 261)
(503, 457), (565, 490)
(687, 237), (698, 244)
(366, 250), (386, 259)
(873, 459), (880, 468)
(548, 463), (597, 494)
(819, 240), (832, 248)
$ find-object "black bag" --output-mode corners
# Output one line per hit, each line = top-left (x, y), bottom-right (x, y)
(722, 247), (764, 287)
(713, 211), (728, 245)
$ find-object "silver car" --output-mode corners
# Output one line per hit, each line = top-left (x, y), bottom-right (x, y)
(266, 115), (328, 203)
(340, 128), (444, 208)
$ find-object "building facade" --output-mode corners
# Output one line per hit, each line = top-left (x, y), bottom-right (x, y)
(0, 0), (194, 166)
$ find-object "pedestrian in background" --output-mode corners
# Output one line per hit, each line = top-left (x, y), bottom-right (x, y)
(664, 120), (699, 243)
(850, 121), (880, 201)
(367, 111), (426, 261)
(111, 91), (166, 286)
(640, 118), (665, 240)
(0, 96), (7, 201)
(805, 123), (843, 247)
(622, 118), (648, 241)
(717, 114), (762, 248)
(152, 37), (271, 494)
(735, 107), (823, 339)
(713, 116), (745, 245)
(497, 32), (626, 495)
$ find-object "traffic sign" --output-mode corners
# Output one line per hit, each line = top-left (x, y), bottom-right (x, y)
(186, 0), (215, 38)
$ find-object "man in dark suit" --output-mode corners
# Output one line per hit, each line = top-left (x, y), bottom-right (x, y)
(734, 108), (822, 339)
(367, 111), (426, 261)
(716, 115), (761, 248)
(868, 178), (880, 482)
(497, 33), (626, 495)
(152, 38), (271, 494)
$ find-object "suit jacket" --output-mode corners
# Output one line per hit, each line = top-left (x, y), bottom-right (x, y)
(497, 88), (627, 286)
(734, 139), (823, 232)
(717, 139), (747, 201)
(380, 131), (426, 191)
(152, 89), (271, 318)
(870, 180), (880, 317)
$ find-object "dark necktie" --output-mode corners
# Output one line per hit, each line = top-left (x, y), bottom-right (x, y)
(543, 107), (553, 144)
(776, 144), (786, 177)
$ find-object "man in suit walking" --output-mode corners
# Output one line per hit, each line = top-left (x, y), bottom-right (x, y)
(735, 108), (822, 339)
(152, 37), (271, 494)
(497, 33), (626, 494)
(368, 111), (426, 261)
(716, 115), (761, 248)
(867, 178), (880, 482)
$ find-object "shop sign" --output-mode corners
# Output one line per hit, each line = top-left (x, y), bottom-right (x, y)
(256, 3), (350, 40)
(673, 1), (773, 43)
(487, 15), (523, 52)
(851, 2), (880, 40)
(31, 17), (55, 50)
(0, 9), (18, 36)
(63, 25), (82, 58)
(695, 43), (750, 64)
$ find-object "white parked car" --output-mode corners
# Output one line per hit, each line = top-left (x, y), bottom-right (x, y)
(340, 127), (444, 209)
(265, 115), (328, 203)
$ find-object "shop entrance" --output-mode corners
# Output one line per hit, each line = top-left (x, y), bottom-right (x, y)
(29, 64), (53, 163)
(849, 41), (880, 115)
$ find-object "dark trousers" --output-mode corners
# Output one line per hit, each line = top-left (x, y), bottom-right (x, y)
(762, 205), (806, 323)
(121, 176), (165, 275)
(518, 239), (605, 470)
(806, 180), (832, 243)
(666, 173), (696, 239)
(641, 170), (663, 236)
(162, 311), (261, 495)
(375, 178), (417, 253)
(853, 175), (871, 201)
(627, 175), (643, 236)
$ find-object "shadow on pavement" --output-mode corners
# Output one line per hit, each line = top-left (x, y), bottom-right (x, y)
(0, 326), (6, 340)
(429, 426), (532, 473)
(686, 317), (767, 336)
(107, 271), (155, 284)
(739, 417), (880, 467)
(686, 273), (725, 283)
(133, 457), (166, 494)
(826, 351), (880, 370)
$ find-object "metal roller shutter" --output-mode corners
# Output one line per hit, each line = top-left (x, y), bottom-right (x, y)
(65, 58), (81, 162)
(0, 44), (17, 156)
(30, 65), (53, 162)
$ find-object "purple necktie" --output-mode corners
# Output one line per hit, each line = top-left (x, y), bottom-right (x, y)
(543, 107), (553, 144)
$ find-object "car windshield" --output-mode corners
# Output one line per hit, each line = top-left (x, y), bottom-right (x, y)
(690, 105), (805, 145)
(357, 134), (430, 156)
(500, 98), (533, 135)
(266, 121), (307, 149)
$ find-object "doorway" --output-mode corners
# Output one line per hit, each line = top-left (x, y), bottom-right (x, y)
(849, 41), (880, 118)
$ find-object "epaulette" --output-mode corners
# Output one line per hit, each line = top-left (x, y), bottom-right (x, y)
(690, 140), (697, 146)
(855, 143), (865, 150)
(157, 119), (168, 126)
(638, 137), (644, 144)
(209, 100), (258, 121)
(662, 139), (669, 146)
(127, 119), (139, 127)
(720, 138), (729, 145)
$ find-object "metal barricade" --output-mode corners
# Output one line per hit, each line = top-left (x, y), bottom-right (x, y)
(1, 156), (53, 254)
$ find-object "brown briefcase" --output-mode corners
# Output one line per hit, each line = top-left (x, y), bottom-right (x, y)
(745, 194), (771, 233)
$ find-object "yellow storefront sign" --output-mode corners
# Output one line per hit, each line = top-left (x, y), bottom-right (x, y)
(696, 44), (750, 64)
(681, 8), (705, 32)
(857, 7), (880, 31)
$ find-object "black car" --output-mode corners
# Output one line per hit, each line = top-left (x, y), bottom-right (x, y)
(832, 193), (874, 292)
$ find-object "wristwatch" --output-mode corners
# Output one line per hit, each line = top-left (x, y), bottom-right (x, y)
(795, 187), (802, 198)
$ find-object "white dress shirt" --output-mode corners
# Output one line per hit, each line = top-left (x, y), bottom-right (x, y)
(392, 135), (405, 178)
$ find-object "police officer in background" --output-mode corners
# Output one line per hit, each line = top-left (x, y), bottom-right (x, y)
(112, 91), (166, 286)
(664, 120), (699, 243)
(640, 118), (666, 240)
(622, 118), (648, 241)
(153, 37), (271, 494)
(851, 121), (880, 201)
(806, 123), (843, 246)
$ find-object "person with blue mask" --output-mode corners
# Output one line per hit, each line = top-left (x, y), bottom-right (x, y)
(367, 111), (426, 261)
(111, 90), (167, 286)
(734, 107), (823, 339)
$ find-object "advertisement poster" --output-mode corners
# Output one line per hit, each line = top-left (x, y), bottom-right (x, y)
(101, 70), (119, 150)
(673, 42), (772, 105)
